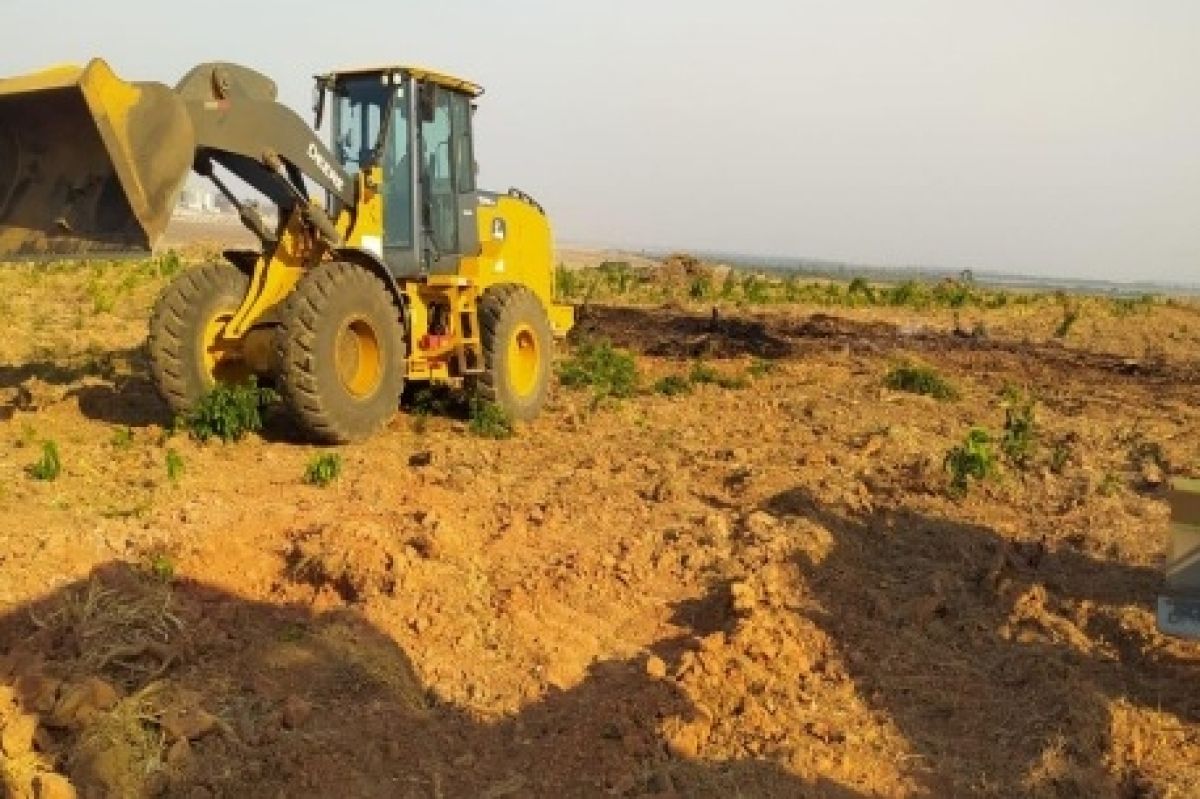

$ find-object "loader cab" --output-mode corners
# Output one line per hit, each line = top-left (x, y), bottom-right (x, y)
(322, 65), (482, 277)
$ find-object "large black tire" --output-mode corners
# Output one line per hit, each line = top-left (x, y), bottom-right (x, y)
(274, 262), (405, 443)
(476, 285), (554, 421)
(147, 263), (252, 415)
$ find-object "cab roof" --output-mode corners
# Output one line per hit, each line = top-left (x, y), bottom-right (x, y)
(319, 64), (484, 97)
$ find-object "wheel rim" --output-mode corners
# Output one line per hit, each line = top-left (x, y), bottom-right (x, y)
(507, 323), (540, 397)
(201, 312), (250, 384)
(335, 316), (383, 399)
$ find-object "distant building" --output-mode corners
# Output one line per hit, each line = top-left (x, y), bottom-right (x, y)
(177, 187), (220, 213)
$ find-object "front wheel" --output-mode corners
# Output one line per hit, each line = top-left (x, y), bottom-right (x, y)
(274, 262), (405, 443)
(475, 285), (554, 421)
(147, 262), (253, 415)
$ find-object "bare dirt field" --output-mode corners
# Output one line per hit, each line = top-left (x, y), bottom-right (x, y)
(0, 248), (1197, 798)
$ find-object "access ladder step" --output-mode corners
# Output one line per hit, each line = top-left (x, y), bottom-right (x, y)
(455, 307), (484, 375)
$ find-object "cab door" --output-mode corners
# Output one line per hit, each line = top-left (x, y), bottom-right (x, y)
(418, 83), (480, 273)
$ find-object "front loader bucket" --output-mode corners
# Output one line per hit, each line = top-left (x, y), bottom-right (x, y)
(0, 59), (194, 260)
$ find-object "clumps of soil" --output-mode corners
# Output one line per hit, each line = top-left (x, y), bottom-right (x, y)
(285, 521), (403, 603)
(653, 511), (919, 796)
(283, 512), (465, 603)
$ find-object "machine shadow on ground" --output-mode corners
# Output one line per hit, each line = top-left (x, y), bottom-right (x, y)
(765, 486), (1199, 796)
(0, 562), (868, 798)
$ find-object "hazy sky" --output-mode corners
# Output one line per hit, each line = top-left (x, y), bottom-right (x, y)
(3, 1), (1198, 283)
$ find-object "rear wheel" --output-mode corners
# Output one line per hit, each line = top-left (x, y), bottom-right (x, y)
(148, 263), (252, 415)
(274, 262), (405, 443)
(476, 285), (554, 421)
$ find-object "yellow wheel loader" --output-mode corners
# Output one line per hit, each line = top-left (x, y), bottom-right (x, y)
(0, 59), (573, 442)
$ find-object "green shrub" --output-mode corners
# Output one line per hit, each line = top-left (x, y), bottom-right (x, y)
(1000, 387), (1037, 467)
(847, 277), (875, 303)
(468, 398), (514, 439)
(933, 281), (973, 308)
(654, 374), (693, 396)
(28, 440), (62, 481)
(944, 428), (997, 497)
(557, 340), (639, 399)
(180, 378), (277, 443)
(885, 281), (926, 308)
(1111, 294), (1155, 317)
(304, 452), (343, 486)
(884, 364), (959, 401)
(599, 261), (635, 294)
(408, 386), (456, 417)
(166, 448), (185, 485)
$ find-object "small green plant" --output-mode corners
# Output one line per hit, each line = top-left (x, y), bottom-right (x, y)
(1055, 305), (1081, 338)
(111, 427), (135, 449)
(1000, 387), (1037, 468)
(555, 265), (582, 299)
(688, 361), (721, 386)
(720, 270), (738, 299)
(944, 428), (997, 497)
(145, 551), (175, 583)
(884, 364), (959, 401)
(408, 386), (455, 417)
(688, 275), (714, 300)
(1098, 472), (1122, 497)
(782, 275), (802, 302)
(156, 250), (184, 278)
(715, 374), (750, 390)
(748, 357), (777, 378)
(304, 452), (343, 486)
(599, 261), (635, 294)
(741, 275), (770, 304)
(180, 378), (277, 443)
(1110, 294), (1155, 317)
(654, 374), (693, 396)
(166, 448), (185, 485)
(847, 277), (876, 303)
(557, 340), (639, 400)
(28, 440), (62, 481)
(468, 397), (514, 439)
(1049, 442), (1071, 474)
(89, 284), (116, 314)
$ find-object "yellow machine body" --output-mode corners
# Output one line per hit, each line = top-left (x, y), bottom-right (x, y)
(0, 58), (573, 438)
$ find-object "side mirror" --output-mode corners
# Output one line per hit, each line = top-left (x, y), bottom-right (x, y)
(312, 81), (327, 130)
